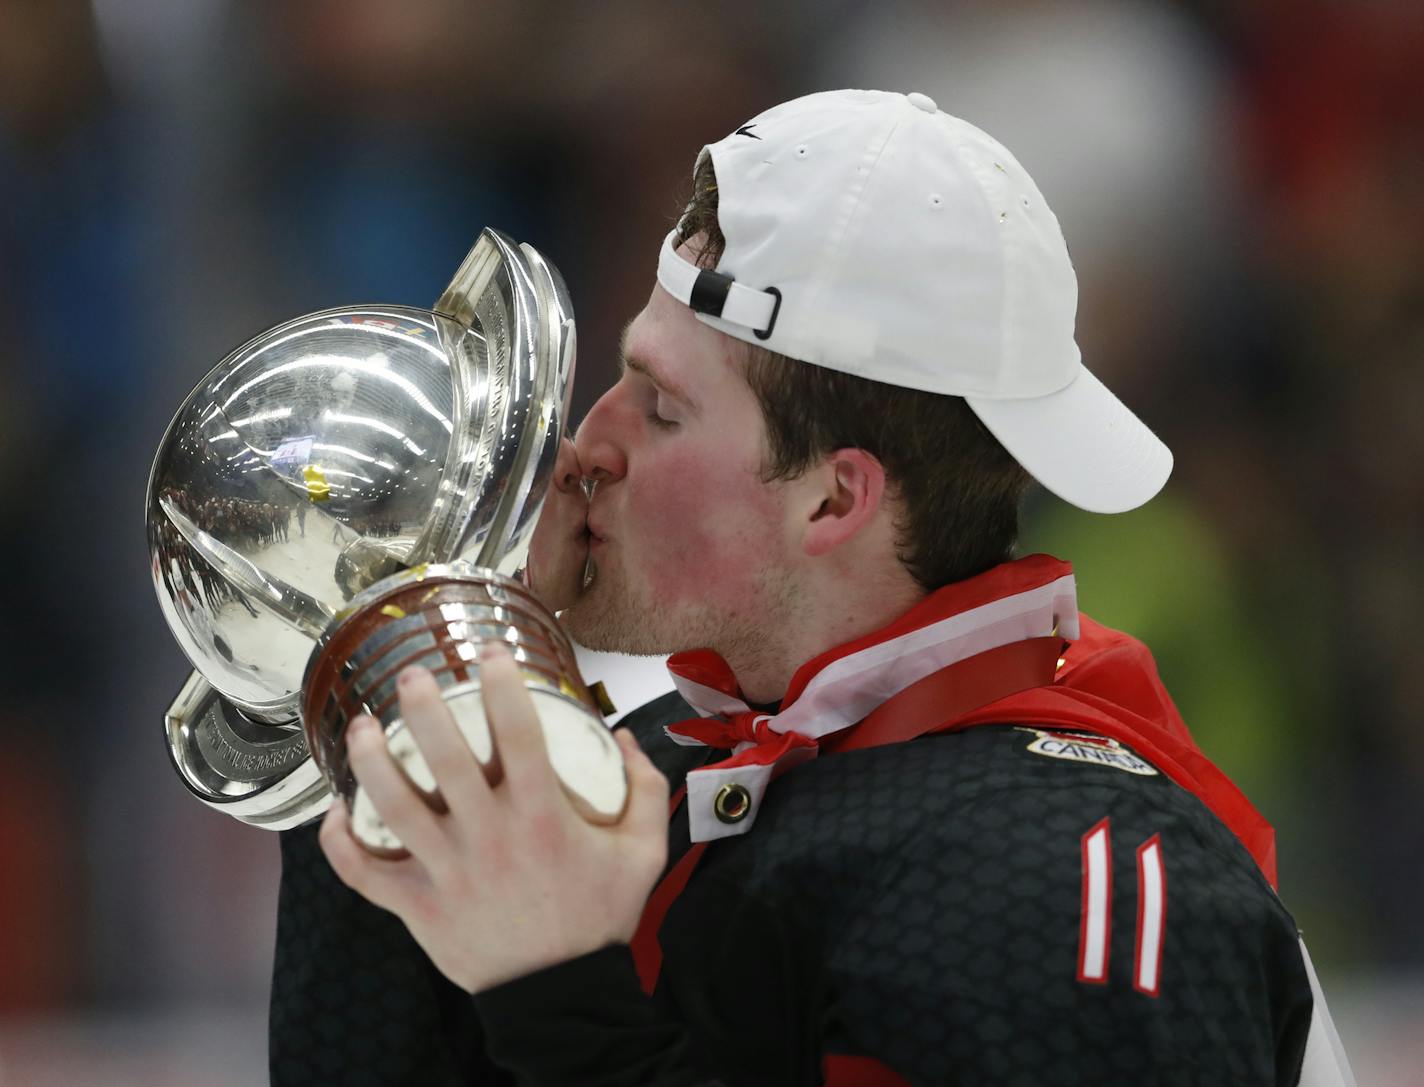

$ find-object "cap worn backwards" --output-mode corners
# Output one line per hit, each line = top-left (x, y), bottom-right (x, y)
(655, 88), (1172, 515)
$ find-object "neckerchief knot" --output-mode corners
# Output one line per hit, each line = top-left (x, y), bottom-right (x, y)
(665, 710), (782, 749)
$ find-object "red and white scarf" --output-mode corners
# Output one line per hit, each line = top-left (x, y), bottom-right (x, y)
(663, 555), (1079, 843)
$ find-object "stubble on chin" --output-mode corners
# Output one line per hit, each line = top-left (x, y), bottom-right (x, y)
(559, 558), (801, 679)
(559, 560), (679, 655)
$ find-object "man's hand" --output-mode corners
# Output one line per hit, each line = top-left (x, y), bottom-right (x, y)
(319, 646), (670, 993)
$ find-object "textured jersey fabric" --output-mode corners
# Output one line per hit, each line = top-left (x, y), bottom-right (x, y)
(272, 689), (1311, 1085)
(269, 816), (513, 1085)
(474, 711), (1311, 1086)
(268, 692), (700, 1086)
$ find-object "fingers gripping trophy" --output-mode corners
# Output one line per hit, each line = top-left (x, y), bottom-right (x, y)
(146, 230), (626, 854)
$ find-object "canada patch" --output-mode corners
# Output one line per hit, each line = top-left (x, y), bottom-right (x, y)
(1017, 728), (1159, 776)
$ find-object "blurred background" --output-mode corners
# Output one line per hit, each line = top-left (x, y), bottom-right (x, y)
(0, 0), (1420, 1082)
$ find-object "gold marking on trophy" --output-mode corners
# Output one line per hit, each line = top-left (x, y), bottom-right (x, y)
(302, 464), (331, 502)
(589, 681), (617, 716)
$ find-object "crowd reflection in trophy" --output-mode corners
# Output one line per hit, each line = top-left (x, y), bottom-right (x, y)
(153, 488), (269, 619)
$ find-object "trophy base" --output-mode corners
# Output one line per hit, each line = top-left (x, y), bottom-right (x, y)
(165, 670), (332, 831)
(347, 680), (626, 855)
(302, 562), (627, 857)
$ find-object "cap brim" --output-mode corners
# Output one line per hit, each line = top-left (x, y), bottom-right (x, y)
(966, 366), (1172, 514)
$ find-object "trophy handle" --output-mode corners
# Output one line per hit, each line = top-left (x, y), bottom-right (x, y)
(413, 228), (574, 575)
(433, 231), (510, 332)
(491, 242), (577, 575)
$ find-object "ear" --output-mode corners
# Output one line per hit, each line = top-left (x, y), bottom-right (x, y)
(799, 448), (888, 558)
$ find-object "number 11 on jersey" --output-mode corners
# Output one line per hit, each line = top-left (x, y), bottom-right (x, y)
(1077, 818), (1166, 997)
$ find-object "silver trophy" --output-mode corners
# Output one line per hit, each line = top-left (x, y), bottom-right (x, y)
(147, 230), (625, 851)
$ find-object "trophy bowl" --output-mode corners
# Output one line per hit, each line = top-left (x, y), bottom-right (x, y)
(148, 229), (623, 840)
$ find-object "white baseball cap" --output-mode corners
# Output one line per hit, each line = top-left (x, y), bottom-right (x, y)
(655, 88), (1172, 514)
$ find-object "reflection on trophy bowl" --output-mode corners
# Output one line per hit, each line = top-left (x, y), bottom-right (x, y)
(302, 562), (627, 856)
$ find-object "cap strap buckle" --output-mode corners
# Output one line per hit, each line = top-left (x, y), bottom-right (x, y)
(657, 230), (781, 340)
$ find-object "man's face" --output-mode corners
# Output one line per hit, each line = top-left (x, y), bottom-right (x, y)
(557, 275), (802, 662)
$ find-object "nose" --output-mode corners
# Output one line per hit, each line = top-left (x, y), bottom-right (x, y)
(573, 388), (628, 485)
(551, 435), (582, 494)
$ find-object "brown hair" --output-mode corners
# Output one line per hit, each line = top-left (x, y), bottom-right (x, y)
(678, 157), (1031, 591)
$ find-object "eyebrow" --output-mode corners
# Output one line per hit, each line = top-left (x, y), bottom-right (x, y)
(618, 326), (698, 413)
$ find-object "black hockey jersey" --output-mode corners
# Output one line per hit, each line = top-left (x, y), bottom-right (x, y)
(271, 689), (1312, 1086)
